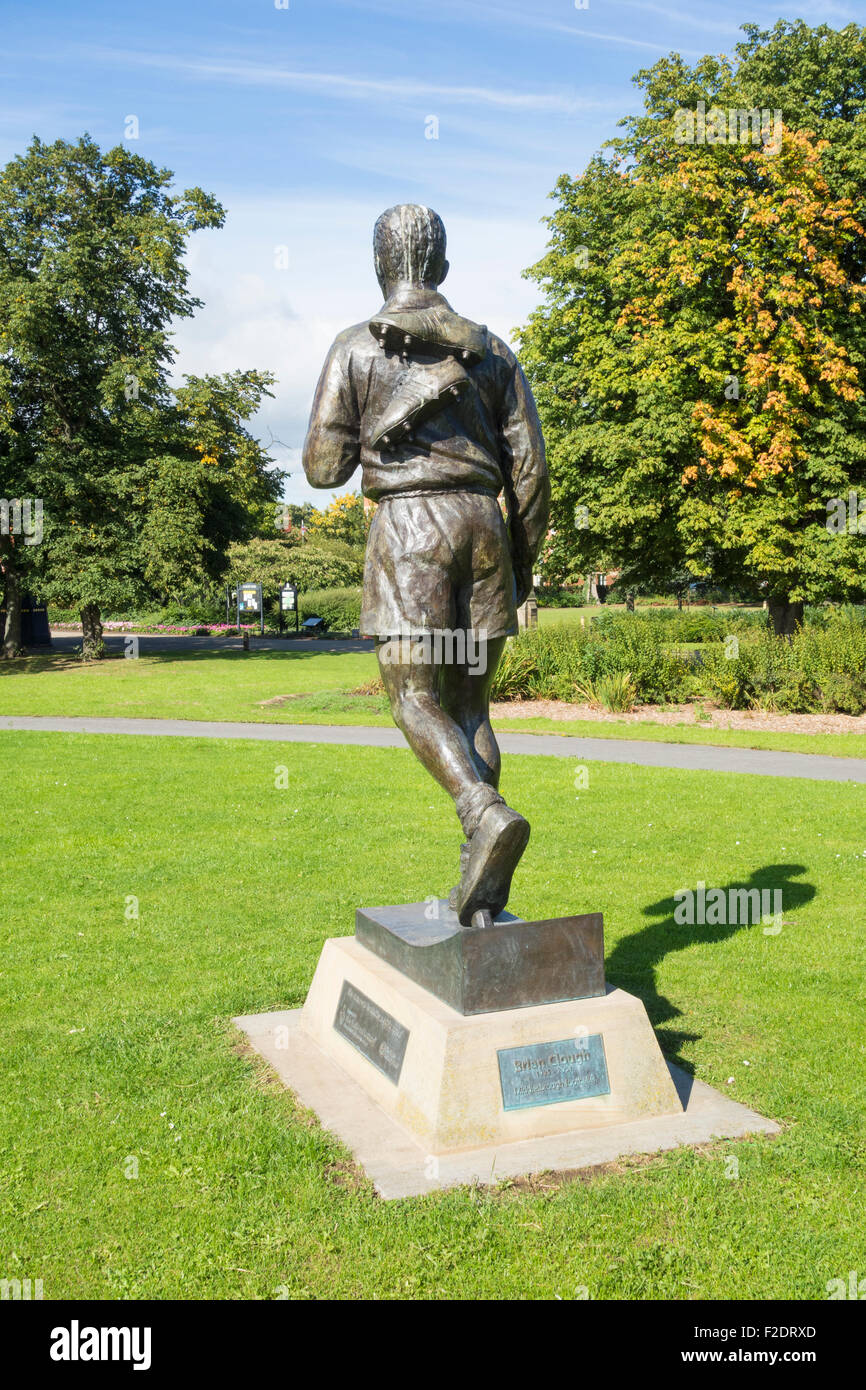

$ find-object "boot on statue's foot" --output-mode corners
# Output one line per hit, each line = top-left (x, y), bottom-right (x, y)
(454, 803), (530, 928)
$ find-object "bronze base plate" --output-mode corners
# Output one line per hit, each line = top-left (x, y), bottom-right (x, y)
(355, 901), (605, 1016)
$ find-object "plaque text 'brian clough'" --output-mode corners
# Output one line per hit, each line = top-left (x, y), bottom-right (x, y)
(498, 1034), (610, 1110)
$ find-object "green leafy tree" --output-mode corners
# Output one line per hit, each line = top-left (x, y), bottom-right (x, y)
(140, 371), (281, 604)
(226, 536), (364, 601)
(308, 492), (367, 545)
(519, 20), (866, 635)
(0, 134), (225, 656)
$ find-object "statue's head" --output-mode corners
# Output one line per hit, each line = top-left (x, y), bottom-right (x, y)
(373, 204), (449, 295)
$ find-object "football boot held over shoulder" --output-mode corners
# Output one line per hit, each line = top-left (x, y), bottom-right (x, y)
(369, 355), (472, 450)
(369, 305), (488, 365)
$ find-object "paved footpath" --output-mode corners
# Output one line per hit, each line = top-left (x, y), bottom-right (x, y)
(2, 715), (865, 782)
(48, 633), (374, 655)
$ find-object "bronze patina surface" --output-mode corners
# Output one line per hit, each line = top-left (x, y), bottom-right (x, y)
(355, 902), (606, 1015)
(303, 203), (550, 926)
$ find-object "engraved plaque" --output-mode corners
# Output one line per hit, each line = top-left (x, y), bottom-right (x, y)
(497, 1034), (610, 1111)
(333, 981), (409, 1084)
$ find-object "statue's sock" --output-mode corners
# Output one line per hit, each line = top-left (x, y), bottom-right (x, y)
(455, 782), (504, 839)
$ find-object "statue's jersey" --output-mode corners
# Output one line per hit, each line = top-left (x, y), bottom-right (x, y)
(302, 286), (549, 576)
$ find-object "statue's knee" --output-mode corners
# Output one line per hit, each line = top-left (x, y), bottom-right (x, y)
(390, 688), (430, 735)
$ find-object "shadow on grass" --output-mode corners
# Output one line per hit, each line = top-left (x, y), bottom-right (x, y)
(606, 863), (816, 1072)
(0, 645), (373, 676)
(0, 652), (98, 674)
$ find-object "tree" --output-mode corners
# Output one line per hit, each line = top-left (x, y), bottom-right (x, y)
(518, 21), (866, 634)
(308, 492), (367, 546)
(0, 534), (24, 657)
(0, 134), (225, 657)
(226, 536), (364, 600)
(140, 371), (280, 604)
(1, 333), (43, 654)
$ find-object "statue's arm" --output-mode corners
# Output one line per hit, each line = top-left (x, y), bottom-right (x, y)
(499, 358), (550, 605)
(302, 338), (361, 488)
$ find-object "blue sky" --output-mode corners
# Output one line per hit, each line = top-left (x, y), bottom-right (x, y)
(2, 0), (863, 500)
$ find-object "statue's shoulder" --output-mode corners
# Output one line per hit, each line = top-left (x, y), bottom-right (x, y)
(485, 331), (519, 368)
(328, 320), (378, 360)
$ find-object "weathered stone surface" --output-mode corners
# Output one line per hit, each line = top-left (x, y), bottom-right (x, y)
(296, 936), (682, 1152)
(233, 1002), (780, 1199)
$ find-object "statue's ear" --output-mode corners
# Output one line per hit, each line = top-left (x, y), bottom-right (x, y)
(439, 258), (450, 286)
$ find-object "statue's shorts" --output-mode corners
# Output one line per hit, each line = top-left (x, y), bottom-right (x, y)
(360, 489), (517, 640)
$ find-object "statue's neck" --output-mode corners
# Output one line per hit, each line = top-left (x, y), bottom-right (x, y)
(380, 283), (451, 312)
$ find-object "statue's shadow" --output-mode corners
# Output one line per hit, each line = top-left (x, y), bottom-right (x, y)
(606, 863), (815, 1075)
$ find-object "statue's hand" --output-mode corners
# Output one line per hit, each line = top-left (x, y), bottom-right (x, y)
(514, 564), (533, 608)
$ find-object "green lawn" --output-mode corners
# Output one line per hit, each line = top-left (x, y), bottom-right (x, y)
(0, 649), (380, 722)
(492, 716), (866, 759)
(2, 730), (864, 1298)
(538, 606), (592, 626)
(3, 649), (866, 759)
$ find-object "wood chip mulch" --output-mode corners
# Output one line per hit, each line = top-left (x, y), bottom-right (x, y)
(490, 700), (866, 736)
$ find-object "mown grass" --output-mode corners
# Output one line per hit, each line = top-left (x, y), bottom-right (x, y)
(2, 650), (866, 759)
(0, 649), (378, 722)
(1, 731), (864, 1299)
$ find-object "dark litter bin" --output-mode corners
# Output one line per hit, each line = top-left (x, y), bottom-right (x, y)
(0, 592), (52, 647)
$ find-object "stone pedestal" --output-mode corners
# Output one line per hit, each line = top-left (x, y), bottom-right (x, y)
(299, 936), (682, 1153)
(516, 594), (538, 630)
(233, 905), (780, 1197)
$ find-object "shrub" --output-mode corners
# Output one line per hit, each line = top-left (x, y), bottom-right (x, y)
(574, 671), (638, 712)
(698, 613), (866, 713)
(816, 673), (866, 715)
(493, 611), (866, 712)
(535, 588), (585, 608)
(297, 586), (361, 632)
(593, 607), (737, 643)
(700, 660), (749, 709)
(288, 542), (365, 593)
(490, 641), (543, 700)
(490, 622), (691, 704)
(794, 613), (866, 713)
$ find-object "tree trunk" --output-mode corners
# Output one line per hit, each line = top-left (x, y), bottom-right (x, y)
(80, 602), (105, 660)
(768, 597), (804, 639)
(626, 591), (635, 613)
(1, 555), (22, 658)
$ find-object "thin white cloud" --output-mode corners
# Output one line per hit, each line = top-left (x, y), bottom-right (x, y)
(542, 23), (702, 55)
(83, 47), (602, 116)
(614, 0), (861, 39)
(611, 1), (743, 36)
(336, 0), (706, 57)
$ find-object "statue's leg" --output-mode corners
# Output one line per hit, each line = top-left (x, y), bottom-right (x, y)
(439, 635), (506, 789)
(378, 635), (527, 927)
(376, 636), (488, 805)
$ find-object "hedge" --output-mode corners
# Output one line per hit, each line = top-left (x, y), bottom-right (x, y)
(297, 587), (361, 632)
